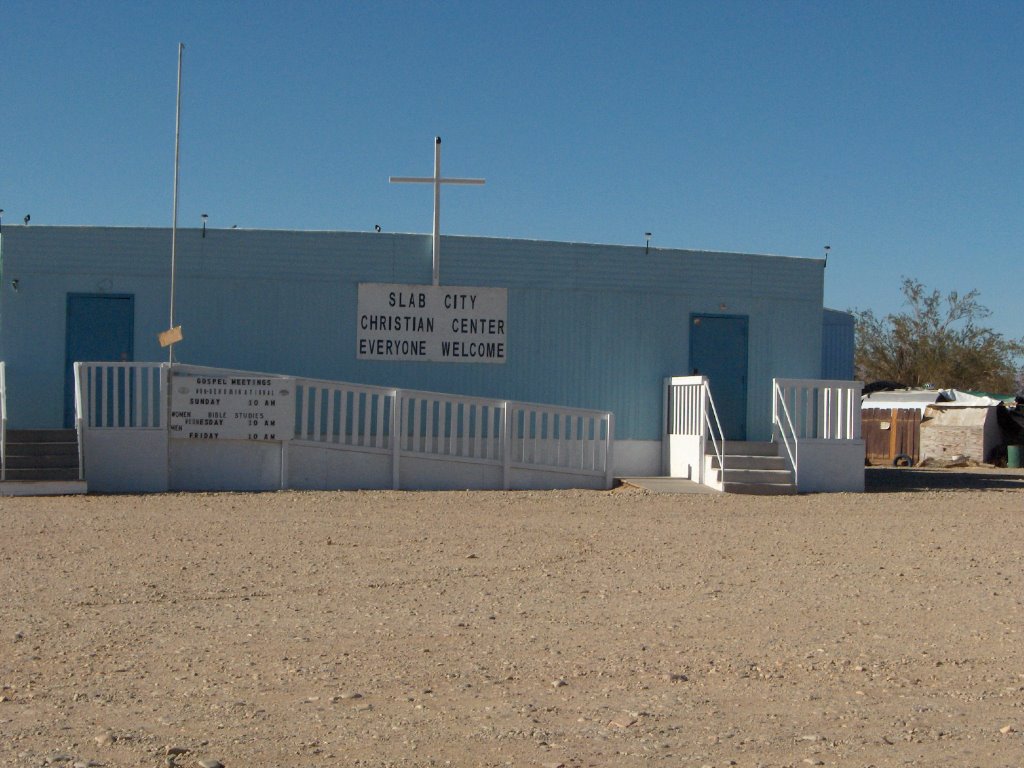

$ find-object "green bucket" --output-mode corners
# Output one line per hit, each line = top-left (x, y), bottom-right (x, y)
(1009, 445), (1023, 469)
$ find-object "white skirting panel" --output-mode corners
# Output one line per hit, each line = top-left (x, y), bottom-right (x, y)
(665, 435), (703, 480)
(288, 443), (393, 490)
(83, 429), (169, 493)
(399, 454), (504, 491)
(795, 439), (865, 493)
(169, 440), (284, 492)
(611, 440), (662, 477)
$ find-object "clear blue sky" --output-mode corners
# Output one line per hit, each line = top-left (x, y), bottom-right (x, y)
(2, 0), (1022, 339)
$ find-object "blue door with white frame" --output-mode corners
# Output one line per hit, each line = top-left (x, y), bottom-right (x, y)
(64, 294), (135, 427)
(689, 314), (748, 440)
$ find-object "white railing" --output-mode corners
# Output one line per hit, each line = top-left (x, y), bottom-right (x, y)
(665, 375), (724, 484)
(75, 362), (166, 429)
(75, 362), (615, 490)
(73, 363), (84, 480)
(399, 391), (506, 462)
(665, 376), (704, 436)
(772, 378), (863, 489)
(772, 378), (862, 441)
(507, 401), (613, 479)
(0, 361), (6, 481)
(704, 387), (726, 482)
(772, 380), (799, 486)
(294, 378), (396, 452)
(292, 375), (614, 487)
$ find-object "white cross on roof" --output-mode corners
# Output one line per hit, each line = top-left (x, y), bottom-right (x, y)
(390, 137), (485, 286)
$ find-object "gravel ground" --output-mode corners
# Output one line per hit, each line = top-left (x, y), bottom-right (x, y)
(1, 468), (1022, 767)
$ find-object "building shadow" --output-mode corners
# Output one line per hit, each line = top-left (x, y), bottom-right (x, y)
(865, 467), (1024, 493)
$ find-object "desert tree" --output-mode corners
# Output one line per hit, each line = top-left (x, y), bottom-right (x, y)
(854, 278), (1024, 392)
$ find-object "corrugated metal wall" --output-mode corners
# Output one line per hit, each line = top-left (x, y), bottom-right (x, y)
(822, 308), (855, 380)
(0, 227), (825, 439)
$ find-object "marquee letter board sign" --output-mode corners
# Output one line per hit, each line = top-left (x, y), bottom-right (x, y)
(170, 372), (294, 441)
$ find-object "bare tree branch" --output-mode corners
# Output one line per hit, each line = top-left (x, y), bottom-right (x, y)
(853, 278), (1024, 392)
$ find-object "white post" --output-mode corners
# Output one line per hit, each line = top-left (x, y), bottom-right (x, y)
(169, 42), (184, 363)
(432, 139), (441, 286)
(604, 413), (615, 489)
(502, 402), (512, 490)
(162, 363), (173, 491)
(73, 362), (85, 480)
(391, 390), (401, 490)
(698, 383), (708, 485)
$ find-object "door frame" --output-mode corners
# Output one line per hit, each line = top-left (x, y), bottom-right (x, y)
(688, 312), (749, 440)
(64, 293), (135, 427)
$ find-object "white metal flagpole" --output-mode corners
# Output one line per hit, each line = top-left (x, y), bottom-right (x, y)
(169, 42), (184, 363)
(390, 136), (484, 286)
(432, 138), (441, 285)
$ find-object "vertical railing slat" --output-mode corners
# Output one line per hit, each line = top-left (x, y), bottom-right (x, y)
(341, 389), (351, 446)
(363, 392), (371, 448)
(325, 387), (336, 443)
(312, 387), (323, 442)
(477, 405), (484, 459)
(100, 366), (109, 428)
(411, 398), (421, 453)
(133, 364), (142, 427)
(375, 392), (386, 450)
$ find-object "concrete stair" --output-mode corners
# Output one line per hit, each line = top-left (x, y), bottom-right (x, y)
(705, 441), (796, 495)
(3, 429), (82, 481)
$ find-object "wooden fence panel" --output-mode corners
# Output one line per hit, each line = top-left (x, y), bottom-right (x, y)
(863, 408), (920, 465)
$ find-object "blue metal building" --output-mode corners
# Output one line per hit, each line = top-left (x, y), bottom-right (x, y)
(0, 226), (833, 475)
(822, 308), (856, 380)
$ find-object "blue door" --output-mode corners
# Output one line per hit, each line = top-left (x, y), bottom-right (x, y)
(689, 314), (748, 440)
(64, 294), (135, 427)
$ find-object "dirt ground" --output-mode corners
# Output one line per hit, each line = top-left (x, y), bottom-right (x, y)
(1, 468), (1022, 768)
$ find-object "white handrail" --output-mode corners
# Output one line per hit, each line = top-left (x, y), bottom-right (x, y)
(703, 381), (726, 483)
(772, 380), (798, 487)
(73, 362), (85, 480)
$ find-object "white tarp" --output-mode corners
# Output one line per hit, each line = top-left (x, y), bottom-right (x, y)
(935, 390), (1004, 407)
(862, 389), (1003, 414)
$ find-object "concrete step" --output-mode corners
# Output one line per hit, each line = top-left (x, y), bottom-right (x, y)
(3, 467), (81, 481)
(720, 481), (798, 499)
(2, 429), (81, 481)
(4, 441), (80, 457)
(721, 440), (778, 457)
(0, 480), (88, 496)
(709, 454), (787, 471)
(6, 429), (78, 444)
(3, 453), (80, 469)
(719, 467), (794, 485)
(703, 442), (796, 494)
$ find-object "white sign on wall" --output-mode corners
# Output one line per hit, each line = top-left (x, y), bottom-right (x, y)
(357, 283), (507, 363)
(170, 373), (294, 441)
